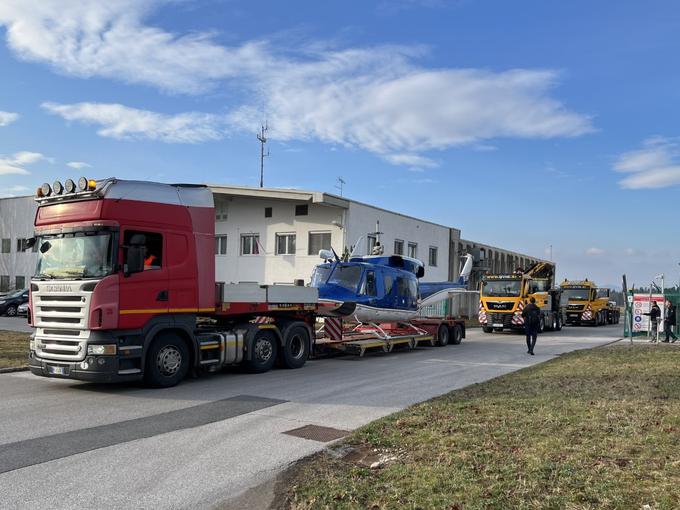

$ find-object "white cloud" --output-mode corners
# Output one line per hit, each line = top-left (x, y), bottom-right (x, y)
(614, 137), (680, 189)
(42, 102), (227, 143)
(0, 184), (30, 198)
(0, 151), (45, 175)
(66, 161), (92, 169)
(0, 0), (268, 95)
(586, 247), (606, 256)
(0, 110), (19, 126)
(383, 153), (438, 168)
(8, 1), (593, 163)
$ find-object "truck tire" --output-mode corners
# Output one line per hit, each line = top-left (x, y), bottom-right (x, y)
(482, 326), (493, 333)
(555, 314), (562, 331)
(436, 324), (449, 347)
(281, 324), (310, 369)
(550, 315), (557, 331)
(538, 316), (545, 333)
(451, 324), (463, 345)
(144, 333), (190, 388)
(245, 330), (278, 373)
(5, 305), (17, 317)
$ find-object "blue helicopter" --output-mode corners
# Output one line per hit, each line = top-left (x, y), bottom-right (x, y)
(311, 243), (473, 324)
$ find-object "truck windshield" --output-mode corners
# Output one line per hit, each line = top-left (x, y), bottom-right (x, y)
(563, 288), (590, 301)
(34, 231), (115, 279)
(482, 279), (521, 297)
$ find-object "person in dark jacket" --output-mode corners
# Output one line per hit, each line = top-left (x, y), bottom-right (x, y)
(663, 300), (677, 343)
(644, 302), (662, 342)
(522, 297), (541, 355)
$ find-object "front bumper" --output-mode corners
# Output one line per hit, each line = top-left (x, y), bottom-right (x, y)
(28, 350), (143, 383)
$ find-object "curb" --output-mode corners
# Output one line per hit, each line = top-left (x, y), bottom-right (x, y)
(0, 366), (29, 374)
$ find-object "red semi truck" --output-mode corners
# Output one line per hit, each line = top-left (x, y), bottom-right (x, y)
(27, 177), (465, 387)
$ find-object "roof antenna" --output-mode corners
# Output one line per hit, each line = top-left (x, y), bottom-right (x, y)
(335, 177), (346, 196)
(257, 123), (270, 188)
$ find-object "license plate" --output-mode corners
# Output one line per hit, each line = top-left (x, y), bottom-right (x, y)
(47, 365), (69, 376)
(492, 323), (503, 328)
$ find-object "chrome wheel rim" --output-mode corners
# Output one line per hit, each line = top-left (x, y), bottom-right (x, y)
(157, 346), (182, 376)
(255, 338), (273, 362)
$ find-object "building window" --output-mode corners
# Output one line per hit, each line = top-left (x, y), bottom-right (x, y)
(241, 234), (260, 255)
(264, 207), (272, 218)
(16, 238), (27, 252)
(124, 230), (163, 270)
(429, 246), (438, 267)
(394, 239), (404, 255)
(276, 233), (296, 255)
(295, 204), (308, 216)
(215, 203), (228, 222)
(15, 276), (25, 290)
(215, 235), (227, 255)
(407, 242), (417, 258)
(308, 232), (331, 255)
(0, 275), (8, 292)
(1, 239), (10, 253)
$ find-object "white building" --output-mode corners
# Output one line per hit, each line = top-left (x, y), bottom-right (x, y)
(210, 185), (454, 285)
(0, 183), (541, 293)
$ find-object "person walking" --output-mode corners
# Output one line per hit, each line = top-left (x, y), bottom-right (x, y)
(522, 297), (541, 355)
(645, 301), (662, 343)
(663, 300), (677, 343)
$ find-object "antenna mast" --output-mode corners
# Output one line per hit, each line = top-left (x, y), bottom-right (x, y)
(257, 123), (270, 188)
(335, 177), (346, 196)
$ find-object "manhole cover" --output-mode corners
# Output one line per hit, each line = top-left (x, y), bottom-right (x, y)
(282, 424), (349, 442)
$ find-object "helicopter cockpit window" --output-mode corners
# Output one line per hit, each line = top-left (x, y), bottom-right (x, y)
(327, 265), (362, 291)
(360, 270), (377, 297)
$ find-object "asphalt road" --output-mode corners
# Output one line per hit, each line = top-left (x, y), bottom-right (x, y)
(0, 316), (32, 333)
(0, 325), (621, 509)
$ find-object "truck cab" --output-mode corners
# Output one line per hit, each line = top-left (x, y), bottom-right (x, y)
(560, 279), (620, 326)
(479, 262), (562, 333)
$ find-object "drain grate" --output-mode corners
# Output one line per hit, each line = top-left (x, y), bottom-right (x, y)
(282, 424), (349, 442)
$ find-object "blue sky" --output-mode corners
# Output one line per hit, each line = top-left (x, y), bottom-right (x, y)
(1, 0), (680, 288)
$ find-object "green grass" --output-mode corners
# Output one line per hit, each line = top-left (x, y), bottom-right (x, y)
(0, 330), (30, 369)
(279, 345), (680, 510)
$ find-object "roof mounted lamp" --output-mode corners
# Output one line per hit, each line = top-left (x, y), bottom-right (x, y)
(64, 178), (76, 194)
(52, 180), (64, 195)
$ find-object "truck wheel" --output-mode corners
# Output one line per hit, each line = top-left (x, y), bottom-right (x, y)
(550, 315), (557, 331)
(451, 324), (463, 345)
(281, 325), (310, 369)
(482, 326), (493, 333)
(5, 305), (17, 317)
(245, 330), (278, 373)
(144, 333), (190, 388)
(436, 324), (449, 346)
(556, 315), (563, 331)
(538, 316), (545, 333)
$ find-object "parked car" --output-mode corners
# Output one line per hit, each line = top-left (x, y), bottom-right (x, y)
(17, 301), (29, 316)
(0, 289), (29, 316)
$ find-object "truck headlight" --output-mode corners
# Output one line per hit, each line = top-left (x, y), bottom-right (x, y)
(87, 344), (117, 355)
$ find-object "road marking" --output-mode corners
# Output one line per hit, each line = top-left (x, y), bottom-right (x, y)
(0, 395), (286, 475)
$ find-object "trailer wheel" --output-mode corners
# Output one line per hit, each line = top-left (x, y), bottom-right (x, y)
(281, 325), (310, 369)
(245, 330), (278, 373)
(451, 324), (463, 345)
(144, 333), (190, 388)
(435, 324), (450, 347)
(482, 326), (493, 334)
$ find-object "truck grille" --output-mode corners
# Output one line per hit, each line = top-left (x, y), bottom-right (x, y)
(32, 281), (95, 361)
(488, 312), (514, 327)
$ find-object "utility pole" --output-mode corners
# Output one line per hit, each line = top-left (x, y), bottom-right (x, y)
(257, 124), (269, 188)
(335, 177), (346, 196)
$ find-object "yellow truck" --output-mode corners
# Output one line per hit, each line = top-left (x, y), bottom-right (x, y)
(560, 279), (620, 326)
(479, 262), (563, 333)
